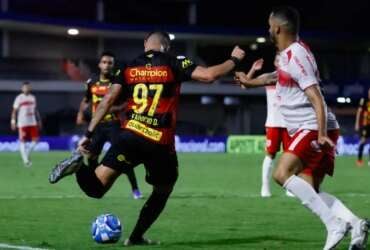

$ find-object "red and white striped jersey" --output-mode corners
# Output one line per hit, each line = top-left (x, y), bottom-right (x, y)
(13, 93), (37, 127)
(275, 41), (339, 135)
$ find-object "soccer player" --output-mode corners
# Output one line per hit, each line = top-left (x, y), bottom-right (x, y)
(11, 82), (42, 167)
(73, 51), (142, 199)
(244, 58), (290, 197)
(235, 7), (369, 250)
(354, 88), (370, 166)
(49, 31), (245, 245)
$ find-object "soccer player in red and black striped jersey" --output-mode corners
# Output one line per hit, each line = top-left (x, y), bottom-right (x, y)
(354, 88), (370, 166)
(49, 31), (245, 245)
(74, 51), (142, 199)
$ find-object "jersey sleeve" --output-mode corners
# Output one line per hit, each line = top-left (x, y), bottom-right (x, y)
(172, 55), (197, 82)
(290, 49), (319, 90)
(13, 96), (20, 109)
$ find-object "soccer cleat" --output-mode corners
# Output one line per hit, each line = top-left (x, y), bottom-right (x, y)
(123, 238), (160, 246)
(356, 160), (364, 167)
(285, 190), (295, 197)
(48, 151), (83, 184)
(261, 186), (271, 198)
(349, 219), (370, 250)
(132, 189), (143, 199)
(324, 217), (351, 250)
(24, 161), (32, 168)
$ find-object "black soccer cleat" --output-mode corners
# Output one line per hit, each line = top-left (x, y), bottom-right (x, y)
(123, 238), (160, 247)
(48, 151), (83, 184)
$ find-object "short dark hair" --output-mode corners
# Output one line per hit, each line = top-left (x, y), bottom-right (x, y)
(100, 51), (115, 60)
(145, 31), (171, 52)
(271, 6), (300, 35)
(23, 81), (30, 85)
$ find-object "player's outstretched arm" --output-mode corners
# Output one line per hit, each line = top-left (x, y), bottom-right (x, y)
(246, 58), (264, 79)
(304, 85), (334, 148)
(109, 102), (127, 113)
(76, 97), (89, 125)
(79, 84), (122, 154)
(191, 46), (245, 83)
(235, 71), (277, 88)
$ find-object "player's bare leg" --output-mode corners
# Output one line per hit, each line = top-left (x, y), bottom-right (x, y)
(85, 154), (142, 199)
(273, 152), (350, 250)
(124, 184), (174, 246)
(74, 164), (121, 198)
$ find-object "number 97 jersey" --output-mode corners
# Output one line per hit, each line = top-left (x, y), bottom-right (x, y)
(116, 50), (197, 146)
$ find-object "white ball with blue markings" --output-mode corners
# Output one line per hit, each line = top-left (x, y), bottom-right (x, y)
(91, 214), (122, 243)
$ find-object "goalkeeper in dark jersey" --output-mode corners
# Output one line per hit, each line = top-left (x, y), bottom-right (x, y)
(49, 31), (245, 245)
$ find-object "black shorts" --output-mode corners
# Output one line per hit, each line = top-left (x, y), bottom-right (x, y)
(87, 121), (121, 156)
(101, 130), (178, 186)
(359, 125), (370, 139)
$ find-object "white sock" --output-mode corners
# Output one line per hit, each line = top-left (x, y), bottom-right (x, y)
(19, 142), (29, 163)
(261, 155), (274, 190)
(319, 192), (360, 227)
(284, 175), (335, 227)
(27, 141), (37, 160)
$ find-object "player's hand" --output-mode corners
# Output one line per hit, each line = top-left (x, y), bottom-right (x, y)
(76, 112), (85, 125)
(355, 124), (359, 132)
(11, 122), (16, 131)
(38, 122), (42, 131)
(78, 136), (91, 155)
(251, 58), (264, 71)
(318, 135), (335, 149)
(231, 46), (246, 61)
(234, 71), (249, 86)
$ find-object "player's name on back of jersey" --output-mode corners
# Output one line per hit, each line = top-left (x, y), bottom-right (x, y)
(130, 113), (159, 126)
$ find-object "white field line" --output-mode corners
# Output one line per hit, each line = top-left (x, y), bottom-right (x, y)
(0, 243), (53, 250)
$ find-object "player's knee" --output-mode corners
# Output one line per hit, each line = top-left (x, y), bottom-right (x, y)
(82, 186), (106, 199)
(273, 167), (288, 185)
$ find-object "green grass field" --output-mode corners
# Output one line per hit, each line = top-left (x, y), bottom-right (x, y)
(0, 152), (369, 250)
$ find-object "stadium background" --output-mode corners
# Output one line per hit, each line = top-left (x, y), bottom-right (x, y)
(0, 1), (370, 250)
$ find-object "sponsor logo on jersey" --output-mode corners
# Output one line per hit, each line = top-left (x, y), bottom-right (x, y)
(125, 119), (162, 142)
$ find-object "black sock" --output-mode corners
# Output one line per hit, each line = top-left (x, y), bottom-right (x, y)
(358, 143), (365, 160)
(88, 157), (99, 169)
(126, 168), (139, 191)
(129, 188), (172, 241)
(75, 163), (105, 199)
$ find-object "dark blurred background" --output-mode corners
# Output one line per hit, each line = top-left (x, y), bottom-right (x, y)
(0, 0), (369, 136)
